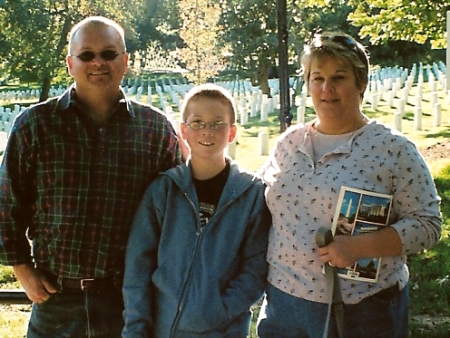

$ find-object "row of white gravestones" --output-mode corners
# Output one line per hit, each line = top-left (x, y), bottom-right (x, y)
(0, 76), (281, 133)
(1, 63), (447, 156)
(0, 105), (24, 133)
(1, 61), (444, 106)
(0, 89), (40, 102)
(129, 77), (285, 126)
(0, 85), (67, 103)
(294, 63), (449, 135)
(206, 64), (448, 135)
(0, 131), (7, 154)
(368, 62), (447, 105)
(358, 62), (449, 133)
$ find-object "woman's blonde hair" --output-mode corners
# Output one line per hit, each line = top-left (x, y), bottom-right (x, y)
(301, 32), (370, 100)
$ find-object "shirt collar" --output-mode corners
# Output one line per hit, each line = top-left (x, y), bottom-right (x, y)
(54, 84), (135, 118)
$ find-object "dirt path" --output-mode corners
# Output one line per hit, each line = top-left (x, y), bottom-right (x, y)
(419, 140), (450, 162)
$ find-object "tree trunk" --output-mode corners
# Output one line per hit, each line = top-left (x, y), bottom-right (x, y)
(277, 0), (290, 132)
(39, 16), (73, 102)
(39, 75), (52, 102)
(257, 65), (270, 97)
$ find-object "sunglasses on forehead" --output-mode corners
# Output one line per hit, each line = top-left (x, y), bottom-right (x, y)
(314, 34), (358, 52)
(315, 34), (368, 68)
(71, 50), (125, 62)
(328, 35), (358, 51)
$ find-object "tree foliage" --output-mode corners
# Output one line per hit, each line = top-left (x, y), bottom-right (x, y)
(348, 0), (449, 49)
(0, 0), (143, 101)
(1, 0), (447, 100)
(135, 0), (182, 52)
(288, 0), (356, 68)
(219, 0), (279, 94)
(178, 0), (224, 84)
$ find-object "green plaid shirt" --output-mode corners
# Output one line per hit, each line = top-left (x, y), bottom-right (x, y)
(0, 86), (180, 278)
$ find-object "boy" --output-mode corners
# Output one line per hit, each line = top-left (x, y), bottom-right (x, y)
(122, 83), (271, 338)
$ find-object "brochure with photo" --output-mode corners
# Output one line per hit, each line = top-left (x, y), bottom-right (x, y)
(331, 186), (393, 283)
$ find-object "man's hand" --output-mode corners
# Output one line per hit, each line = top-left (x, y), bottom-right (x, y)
(13, 264), (57, 303)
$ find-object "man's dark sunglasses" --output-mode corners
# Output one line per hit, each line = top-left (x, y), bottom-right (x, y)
(72, 50), (124, 62)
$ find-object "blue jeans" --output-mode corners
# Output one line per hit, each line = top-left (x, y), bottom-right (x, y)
(257, 283), (409, 338)
(27, 290), (124, 338)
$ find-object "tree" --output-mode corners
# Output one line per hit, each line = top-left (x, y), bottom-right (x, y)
(136, 0), (182, 52)
(178, 0), (224, 84)
(277, 0), (291, 132)
(219, 0), (278, 95)
(348, 0), (449, 49)
(288, 1), (356, 69)
(0, 0), (143, 101)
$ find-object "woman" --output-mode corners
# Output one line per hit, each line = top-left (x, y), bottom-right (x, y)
(257, 32), (442, 338)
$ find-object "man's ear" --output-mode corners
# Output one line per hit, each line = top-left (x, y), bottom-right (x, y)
(123, 52), (129, 75)
(66, 56), (74, 77)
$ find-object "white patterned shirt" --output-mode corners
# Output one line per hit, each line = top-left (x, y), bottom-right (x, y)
(260, 120), (442, 304)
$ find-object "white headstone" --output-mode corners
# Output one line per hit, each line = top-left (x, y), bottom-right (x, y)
(258, 131), (269, 156)
(414, 107), (422, 130)
(226, 139), (236, 159)
(433, 103), (442, 127)
(394, 112), (402, 132)
(240, 107), (248, 126)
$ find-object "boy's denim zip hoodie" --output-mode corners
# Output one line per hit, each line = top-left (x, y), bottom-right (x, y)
(122, 159), (272, 338)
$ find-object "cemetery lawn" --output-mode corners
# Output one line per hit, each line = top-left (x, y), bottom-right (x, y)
(1, 83), (450, 337)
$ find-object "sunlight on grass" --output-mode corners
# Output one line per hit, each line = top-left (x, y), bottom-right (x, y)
(0, 305), (30, 338)
(0, 265), (20, 289)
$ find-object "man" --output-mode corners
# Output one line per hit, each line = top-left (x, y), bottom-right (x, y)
(0, 16), (180, 337)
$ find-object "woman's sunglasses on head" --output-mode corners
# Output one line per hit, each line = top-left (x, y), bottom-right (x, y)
(314, 34), (368, 69)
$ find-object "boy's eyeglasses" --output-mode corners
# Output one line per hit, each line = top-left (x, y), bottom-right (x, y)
(185, 121), (230, 131)
(71, 50), (124, 62)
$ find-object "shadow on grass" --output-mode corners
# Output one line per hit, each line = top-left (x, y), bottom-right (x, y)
(424, 127), (450, 139)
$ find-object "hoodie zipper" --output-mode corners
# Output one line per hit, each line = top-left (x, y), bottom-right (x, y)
(169, 192), (204, 337)
(167, 173), (249, 337)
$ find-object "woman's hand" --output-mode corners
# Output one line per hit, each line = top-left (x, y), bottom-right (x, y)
(317, 226), (403, 268)
(317, 235), (359, 268)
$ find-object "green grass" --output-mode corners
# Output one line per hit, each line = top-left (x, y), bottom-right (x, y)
(407, 164), (450, 337)
(0, 305), (31, 338)
(0, 81), (449, 337)
(0, 266), (28, 337)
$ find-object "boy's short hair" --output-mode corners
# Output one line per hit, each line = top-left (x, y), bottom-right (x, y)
(301, 32), (369, 99)
(68, 16), (126, 55)
(181, 83), (237, 124)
